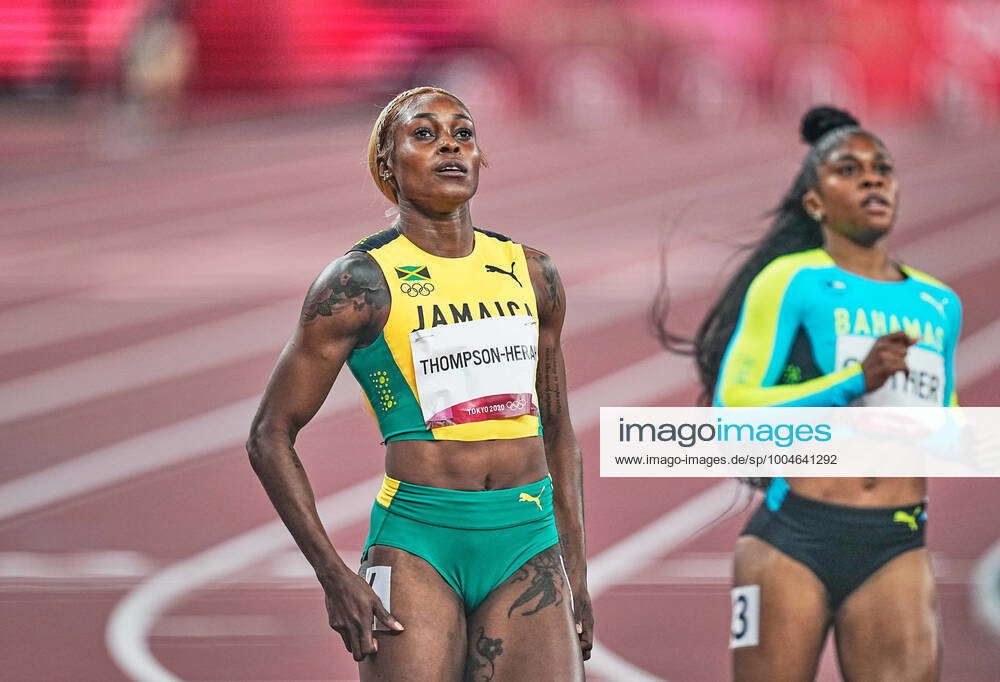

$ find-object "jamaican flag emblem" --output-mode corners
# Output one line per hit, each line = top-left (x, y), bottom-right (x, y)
(395, 265), (431, 281)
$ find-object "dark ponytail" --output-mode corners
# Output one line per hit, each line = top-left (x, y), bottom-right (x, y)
(652, 106), (872, 405)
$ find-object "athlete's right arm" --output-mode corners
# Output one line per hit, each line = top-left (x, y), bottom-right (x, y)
(716, 261), (915, 407)
(246, 251), (401, 660)
(715, 261), (863, 406)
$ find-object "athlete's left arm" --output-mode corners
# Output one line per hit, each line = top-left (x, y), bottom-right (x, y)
(525, 245), (593, 660)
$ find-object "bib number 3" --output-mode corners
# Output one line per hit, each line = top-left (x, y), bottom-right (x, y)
(729, 584), (760, 648)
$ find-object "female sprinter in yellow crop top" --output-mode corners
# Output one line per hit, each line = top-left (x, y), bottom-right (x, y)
(247, 87), (591, 681)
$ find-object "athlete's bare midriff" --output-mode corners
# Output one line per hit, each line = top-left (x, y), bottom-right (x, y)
(789, 475), (926, 507)
(385, 436), (549, 491)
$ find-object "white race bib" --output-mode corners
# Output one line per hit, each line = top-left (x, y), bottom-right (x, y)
(365, 565), (391, 631)
(730, 585), (760, 648)
(835, 335), (946, 407)
(409, 316), (539, 428)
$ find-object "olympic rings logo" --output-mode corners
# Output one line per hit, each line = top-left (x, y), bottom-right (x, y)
(400, 282), (435, 297)
(505, 397), (528, 410)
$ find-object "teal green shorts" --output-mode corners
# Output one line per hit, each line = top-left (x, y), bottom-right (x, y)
(362, 475), (560, 613)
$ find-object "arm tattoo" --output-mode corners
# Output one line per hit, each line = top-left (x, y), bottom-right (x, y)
(506, 546), (565, 617)
(526, 250), (564, 319)
(541, 255), (563, 313)
(527, 250), (565, 426)
(300, 254), (389, 324)
(538, 346), (563, 424)
(465, 627), (504, 681)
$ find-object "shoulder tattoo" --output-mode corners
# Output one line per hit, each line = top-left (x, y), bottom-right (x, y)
(526, 249), (564, 318)
(300, 252), (390, 324)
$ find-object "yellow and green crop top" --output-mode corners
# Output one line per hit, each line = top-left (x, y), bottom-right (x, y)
(346, 227), (543, 442)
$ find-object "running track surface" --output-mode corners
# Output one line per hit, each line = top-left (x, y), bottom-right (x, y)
(1, 107), (998, 682)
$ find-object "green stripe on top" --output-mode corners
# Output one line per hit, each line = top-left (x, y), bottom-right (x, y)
(346, 333), (433, 442)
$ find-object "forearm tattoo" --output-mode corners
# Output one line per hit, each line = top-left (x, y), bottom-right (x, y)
(300, 253), (389, 324)
(527, 249), (566, 426)
(538, 345), (563, 425)
(465, 627), (504, 681)
(506, 546), (565, 617)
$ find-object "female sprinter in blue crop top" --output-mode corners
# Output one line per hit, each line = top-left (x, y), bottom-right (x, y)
(655, 106), (960, 681)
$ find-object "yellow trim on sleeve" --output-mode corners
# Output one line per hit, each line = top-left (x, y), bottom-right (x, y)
(900, 265), (952, 292)
(720, 364), (862, 407)
(717, 250), (832, 406)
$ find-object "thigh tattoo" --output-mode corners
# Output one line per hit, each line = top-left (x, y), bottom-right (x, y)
(507, 546), (565, 618)
(465, 626), (504, 682)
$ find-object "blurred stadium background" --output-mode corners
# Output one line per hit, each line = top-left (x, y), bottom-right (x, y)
(1, 1), (999, 680)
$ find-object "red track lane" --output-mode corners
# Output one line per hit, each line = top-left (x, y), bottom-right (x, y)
(0, 113), (997, 682)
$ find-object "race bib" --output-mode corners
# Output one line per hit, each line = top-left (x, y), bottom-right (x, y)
(365, 565), (391, 631)
(729, 585), (760, 648)
(409, 316), (539, 428)
(836, 335), (946, 407)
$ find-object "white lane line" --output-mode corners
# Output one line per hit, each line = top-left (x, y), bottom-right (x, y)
(0, 295), (229, 357)
(0, 153), (339, 238)
(0, 299), (299, 424)
(0, 182), (344, 272)
(896, 203), (1000, 281)
(586, 482), (744, 682)
(0, 119), (607, 231)
(104, 343), (696, 682)
(957, 316), (1000, 389)
(0, 550), (154, 580)
(106, 474), (380, 682)
(0, 383), (361, 522)
(0, 118), (364, 216)
(21, 548), (983, 592)
(972, 538), (1000, 640)
(587, 483), (744, 595)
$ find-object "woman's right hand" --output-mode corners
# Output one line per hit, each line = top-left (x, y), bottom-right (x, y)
(860, 331), (918, 392)
(319, 568), (404, 661)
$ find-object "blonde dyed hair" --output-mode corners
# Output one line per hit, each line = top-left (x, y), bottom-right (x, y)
(366, 86), (480, 204)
